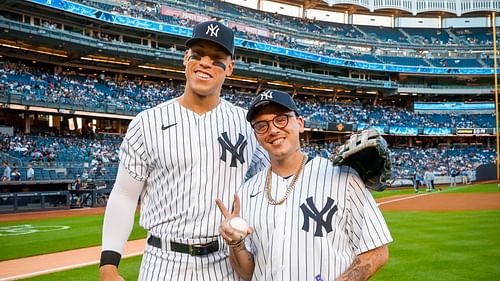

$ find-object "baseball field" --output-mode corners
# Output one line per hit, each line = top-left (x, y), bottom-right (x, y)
(1, 183), (499, 281)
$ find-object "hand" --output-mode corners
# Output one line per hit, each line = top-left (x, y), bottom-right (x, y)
(215, 194), (253, 247)
(99, 265), (124, 281)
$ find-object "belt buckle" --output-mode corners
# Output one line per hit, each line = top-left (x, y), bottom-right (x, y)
(188, 243), (204, 256)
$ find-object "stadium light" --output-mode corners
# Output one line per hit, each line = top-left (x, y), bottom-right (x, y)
(302, 86), (335, 92)
(68, 118), (75, 131)
(267, 81), (293, 87)
(0, 42), (68, 57)
(138, 65), (184, 73)
(76, 117), (83, 130)
(81, 56), (130, 65)
(226, 76), (258, 83)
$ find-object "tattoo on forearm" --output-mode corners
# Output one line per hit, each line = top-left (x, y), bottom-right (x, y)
(244, 251), (254, 263)
(338, 246), (388, 281)
(342, 257), (371, 281)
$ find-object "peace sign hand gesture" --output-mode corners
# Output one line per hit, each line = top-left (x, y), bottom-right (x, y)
(215, 194), (253, 248)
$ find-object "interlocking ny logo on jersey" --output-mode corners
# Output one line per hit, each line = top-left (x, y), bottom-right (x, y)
(206, 24), (220, 37)
(260, 90), (273, 100)
(218, 132), (247, 167)
(300, 197), (337, 237)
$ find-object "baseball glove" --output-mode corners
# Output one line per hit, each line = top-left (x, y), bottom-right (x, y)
(331, 128), (392, 191)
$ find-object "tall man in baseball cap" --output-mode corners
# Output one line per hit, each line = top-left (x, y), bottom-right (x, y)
(100, 20), (269, 281)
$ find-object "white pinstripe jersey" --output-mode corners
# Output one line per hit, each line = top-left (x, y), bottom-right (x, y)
(120, 98), (268, 243)
(239, 157), (392, 281)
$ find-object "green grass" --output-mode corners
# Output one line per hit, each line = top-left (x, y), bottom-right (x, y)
(0, 213), (146, 261)
(443, 182), (500, 193)
(22, 256), (142, 281)
(372, 182), (500, 199)
(5, 188), (500, 280)
(371, 188), (415, 199)
(21, 209), (500, 281)
(372, 210), (500, 281)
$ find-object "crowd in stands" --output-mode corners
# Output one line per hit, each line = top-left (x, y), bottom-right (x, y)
(0, 61), (180, 113)
(300, 141), (495, 180)
(0, 132), (495, 183)
(1, 61), (496, 128)
(69, 0), (493, 67)
(390, 146), (495, 180)
(0, 132), (121, 182)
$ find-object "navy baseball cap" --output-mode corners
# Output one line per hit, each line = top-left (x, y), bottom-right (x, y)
(185, 21), (235, 57)
(246, 89), (299, 121)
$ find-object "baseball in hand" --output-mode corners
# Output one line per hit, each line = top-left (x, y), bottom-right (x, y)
(229, 217), (249, 240)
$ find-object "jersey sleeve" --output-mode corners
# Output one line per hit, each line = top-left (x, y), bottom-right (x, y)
(119, 114), (149, 181)
(347, 170), (393, 255)
(246, 143), (269, 180)
(101, 164), (144, 256)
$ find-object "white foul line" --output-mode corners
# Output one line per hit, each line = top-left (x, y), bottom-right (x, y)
(0, 251), (143, 281)
(377, 184), (476, 206)
(377, 192), (432, 206)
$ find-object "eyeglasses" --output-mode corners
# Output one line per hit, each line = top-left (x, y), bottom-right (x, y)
(252, 113), (296, 135)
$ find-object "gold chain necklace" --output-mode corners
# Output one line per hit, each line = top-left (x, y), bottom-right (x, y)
(265, 154), (307, 205)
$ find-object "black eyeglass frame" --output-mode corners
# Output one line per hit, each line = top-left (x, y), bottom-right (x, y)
(251, 112), (297, 134)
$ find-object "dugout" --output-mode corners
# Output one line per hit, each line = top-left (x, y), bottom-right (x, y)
(0, 191), (70, 213)
(0, 180), (73, 193)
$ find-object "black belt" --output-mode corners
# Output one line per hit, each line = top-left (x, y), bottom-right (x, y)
(147, 235), (219, 256)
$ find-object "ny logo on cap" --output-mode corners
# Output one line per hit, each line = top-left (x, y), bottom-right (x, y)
(260, 90), (273, 100)
(206, 24), (220, 38)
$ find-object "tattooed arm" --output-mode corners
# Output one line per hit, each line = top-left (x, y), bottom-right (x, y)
(228, 241), (255, 281)
(335, 245), (389, 281)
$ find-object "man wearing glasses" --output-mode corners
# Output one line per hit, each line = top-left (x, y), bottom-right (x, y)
(216, 89), (392, 281)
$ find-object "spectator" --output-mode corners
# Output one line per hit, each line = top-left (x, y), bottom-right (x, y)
(81, 169), (89, 182)
(461, 168), (469, 184)
(11, 167), (21, 181)
(413, 171), (421, 193)
(450, 167), (459, 187)
(26, 164), (35, 180)
(72, 177), (83, 206)
(424, 168), (435, 192)
(2, 161), (11, 181)
(72, 177), (83, 190)
(97, 162), (107, 176)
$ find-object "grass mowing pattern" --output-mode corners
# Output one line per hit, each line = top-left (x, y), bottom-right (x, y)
(0, 213), (146, 261)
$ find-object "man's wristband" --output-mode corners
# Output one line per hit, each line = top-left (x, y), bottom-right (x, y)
(100, 250), (122, 268)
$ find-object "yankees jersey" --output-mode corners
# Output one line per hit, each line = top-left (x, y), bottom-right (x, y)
(120, 98), (268, 241)
(238, 157), (392, 281)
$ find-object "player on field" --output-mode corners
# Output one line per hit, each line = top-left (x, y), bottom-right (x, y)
(216, 90), (392, 281)
(99, 21), (269, 281)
